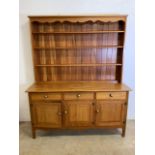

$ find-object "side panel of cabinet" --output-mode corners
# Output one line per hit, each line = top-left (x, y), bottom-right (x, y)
(64, 100), (94, 127)
(32, 102), (62, 128)
(95, 101), (125, 126)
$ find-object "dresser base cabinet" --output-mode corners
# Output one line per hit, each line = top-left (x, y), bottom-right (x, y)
(27, 82), (130, 138)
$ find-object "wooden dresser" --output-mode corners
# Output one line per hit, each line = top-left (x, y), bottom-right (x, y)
(26, 15), (131, 138)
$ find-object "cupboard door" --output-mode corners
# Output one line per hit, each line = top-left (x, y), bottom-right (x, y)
(64, 101), (94, 127)
(95, 101), (125, 126)
(32, 102), (62, 128)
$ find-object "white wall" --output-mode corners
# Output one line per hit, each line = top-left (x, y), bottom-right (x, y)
(19, 0), (135, 121)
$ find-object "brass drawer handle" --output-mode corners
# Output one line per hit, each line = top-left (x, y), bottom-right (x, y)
(109, 93), (113, 97)
(76, 94), (81, 98)
(44, 95), (48, 99)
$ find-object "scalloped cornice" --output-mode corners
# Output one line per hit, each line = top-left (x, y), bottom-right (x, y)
(28, 15), (127, 23)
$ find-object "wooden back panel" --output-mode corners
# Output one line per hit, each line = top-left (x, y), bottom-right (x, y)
(29, 16), (126, 83)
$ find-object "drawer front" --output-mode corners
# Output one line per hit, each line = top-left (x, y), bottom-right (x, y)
(96, 92), (127, 100)
(64, 92), (94, 100)
(30, 93), (62, 101)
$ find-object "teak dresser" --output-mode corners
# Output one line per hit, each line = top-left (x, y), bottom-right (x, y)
(26, 15), (131, 138)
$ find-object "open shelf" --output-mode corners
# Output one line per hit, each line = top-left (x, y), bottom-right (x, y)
(33, 32), (124, 50)
(32, 30), (125, 34)
(35, 63), (122, 67)
(31, 18), (125, 82)
(34, 65), (122, 82)
(34, 45), (124, 50)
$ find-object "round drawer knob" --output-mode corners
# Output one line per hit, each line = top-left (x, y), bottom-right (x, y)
(77, 94), (81, 98)
(44, 95), (48, 98)
(64, 110), (68, 114)
(96, 109), (100, 113)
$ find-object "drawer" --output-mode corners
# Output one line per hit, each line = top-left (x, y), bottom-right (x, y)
(64, 92), (94, 100)
(96, 92), (127, 100)
(30, 93), (62, 100)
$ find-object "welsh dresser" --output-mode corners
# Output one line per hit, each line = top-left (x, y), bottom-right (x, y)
(26, 15), (131, 138)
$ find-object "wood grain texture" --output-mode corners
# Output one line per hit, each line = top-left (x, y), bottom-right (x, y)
(30, 93), (62, 100)
(30, 16), (125, 82)
(26, 81), (131, 92)
(64, 92), (94, 100)
(95, 101), (125, 126)
(27, 16), (130, 138)
(29, 15), (127, 23)
(32, 101), (62, 128)
(64, 100), (94, 127)
(96, 92), (127, 100)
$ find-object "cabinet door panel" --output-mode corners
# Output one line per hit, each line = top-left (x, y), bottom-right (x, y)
(95, 101), (125, 126)
(64, 101), (94, 127)
(32, 102), (62, 128)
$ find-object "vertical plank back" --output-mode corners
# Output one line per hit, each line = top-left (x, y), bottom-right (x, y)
(29, 16), (126, 82)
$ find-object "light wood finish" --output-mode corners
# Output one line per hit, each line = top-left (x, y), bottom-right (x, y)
(32, 101), (62, 128)
(30, 93), (62, 100)
(29, 16), (125, 82)
(64, 92), (94, 100)
(26, 16), (131, 138)
(28, 15), (127, 23)
(32, 30), (125, 34)
(95, 101), (125, 126)
(96, 92), (127, 100)
(26, 81), (131, 92)
(34, 45), (123, 49)
(122, 91), (129, 137)
(35, 63), (122, 67)
(64, 101), (94, 127)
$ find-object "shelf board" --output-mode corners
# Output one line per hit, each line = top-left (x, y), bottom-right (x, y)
(32, 30), (125, 34)
(34, 45), (123, 50)
(35, 64), (122, 67)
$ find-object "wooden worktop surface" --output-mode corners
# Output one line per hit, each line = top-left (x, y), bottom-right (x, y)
(26, 81), (131, 92)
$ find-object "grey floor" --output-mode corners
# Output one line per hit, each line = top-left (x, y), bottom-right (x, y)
(20, 120), (135, 155)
